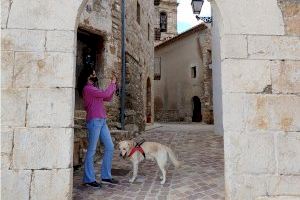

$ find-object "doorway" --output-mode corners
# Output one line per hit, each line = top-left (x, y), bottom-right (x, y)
(192, 96), (202, 122)
(146, 77), (152, 123)
(73, 29), (105, 168)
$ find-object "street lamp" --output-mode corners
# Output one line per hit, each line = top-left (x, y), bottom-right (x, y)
(191, 0), (212, 23)
(191, 0), (204, 14)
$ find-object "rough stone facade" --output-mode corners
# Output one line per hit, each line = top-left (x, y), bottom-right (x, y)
(72, 0), (155, 167)
(154, 24), (213, 124)
(74, 0), (154, 129)
(211, 0), (300, 199)
(154, 0), (178, 45)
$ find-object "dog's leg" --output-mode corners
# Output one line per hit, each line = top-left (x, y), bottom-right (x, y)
(129, 161), (138, 183)
(157, 154), (167, 184)
(158, 164), (166, 184)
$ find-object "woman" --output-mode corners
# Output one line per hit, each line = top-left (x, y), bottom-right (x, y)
(77, 67), (118, 188)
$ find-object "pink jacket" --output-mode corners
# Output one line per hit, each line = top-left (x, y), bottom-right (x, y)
(83, 82), (116, 121)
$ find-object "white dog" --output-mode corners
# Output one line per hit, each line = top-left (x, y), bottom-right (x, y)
(118, 140), (181, 184)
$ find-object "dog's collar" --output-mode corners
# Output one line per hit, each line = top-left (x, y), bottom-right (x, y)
(128, 146), (146, 158)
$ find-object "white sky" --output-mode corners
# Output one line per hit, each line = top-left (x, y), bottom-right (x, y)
(177, 0), (211, 33)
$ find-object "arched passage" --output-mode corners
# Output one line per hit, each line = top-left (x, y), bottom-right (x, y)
(2, 0), (297, 199)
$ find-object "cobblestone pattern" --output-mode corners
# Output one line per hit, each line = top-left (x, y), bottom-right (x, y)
(73, 123), (224, 200)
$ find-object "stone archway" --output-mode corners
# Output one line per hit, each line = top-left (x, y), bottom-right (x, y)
(211, 0), (300, 199)
(1, 0), (299, 199)
(1, 0), (88, 199)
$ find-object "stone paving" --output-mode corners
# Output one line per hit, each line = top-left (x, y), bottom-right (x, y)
(73, 123), (224, 200)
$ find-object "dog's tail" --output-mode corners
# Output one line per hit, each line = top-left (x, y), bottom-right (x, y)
(166, 147), (182, 168)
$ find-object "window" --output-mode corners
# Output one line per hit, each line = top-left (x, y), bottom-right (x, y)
(137, 2), (140, 24)
(154, 0), (160, 6)
(160, 12), (167, 32)
(155, 28), (161, 40)
(191, 66), (197, 78)
(154, 57), (161, 80)
(148, 23), (150, 41)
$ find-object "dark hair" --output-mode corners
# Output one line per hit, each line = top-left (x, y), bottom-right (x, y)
(77, 67), (94, 97)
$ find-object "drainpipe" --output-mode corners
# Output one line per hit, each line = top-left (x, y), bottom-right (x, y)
(120, 0), (126, 130)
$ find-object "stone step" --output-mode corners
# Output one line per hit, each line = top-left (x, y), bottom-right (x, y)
(74, 110), (86, 118)
(74, 117), (86, 127)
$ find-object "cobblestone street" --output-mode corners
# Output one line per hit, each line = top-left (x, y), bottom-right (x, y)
(73, 123), (224, 200)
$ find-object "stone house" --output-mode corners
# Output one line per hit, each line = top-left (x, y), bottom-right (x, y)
(154, 23), (213, 123)
(1, 0), (299, 199)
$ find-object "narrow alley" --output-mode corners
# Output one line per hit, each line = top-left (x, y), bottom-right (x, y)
(73, 123), (224, 200)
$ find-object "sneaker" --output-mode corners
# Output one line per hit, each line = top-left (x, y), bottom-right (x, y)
(101, 178), (119, 185)
(84, 181), (102, 188)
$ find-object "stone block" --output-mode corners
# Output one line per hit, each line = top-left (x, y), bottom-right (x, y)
(125, 124), (139, 133)
(226, 174), (300, 200)
(222, 93), (245, 131)
(1, 51), (14, 88)
(1, 0), (11, 28)
(277, 132), (300, 174)
(272, 60), (300, 94)
(269, 175), (300, 196)
(12, 128), (73, 169)
(1, 89), (27, 127)
(1, 29), (45, 51)
(221, 35), (247, 59)
(225, 131), (276, 175)
(7, 0), (79, 30)
(222, 59), (272, 93)
(1, 155), (11, 169)
(257, 197), (300, 200)
(26, 88), (73, 127)
(79, 4), (112, 34)
(1, 169), (31, 200)
(278, 0), (300, 35)
(220, 0), (284, 35)
(30, 169), (72, 200)
(46, 31), (75, 52)
(1, 126), (13, 169)
(248, 35), (300, 60)
(14, 52), (74, 88)
(245, 95), (300, 131)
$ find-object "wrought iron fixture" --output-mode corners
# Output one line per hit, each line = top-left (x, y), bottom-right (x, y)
(196, 16), (212, 23)
(191, 0), (204, 14)
(191, 0), (212, 23)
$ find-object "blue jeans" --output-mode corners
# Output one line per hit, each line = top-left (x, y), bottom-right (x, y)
(83, 118), (114, 183)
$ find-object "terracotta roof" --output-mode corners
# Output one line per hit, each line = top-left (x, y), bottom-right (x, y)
(155, 23), (208, 50)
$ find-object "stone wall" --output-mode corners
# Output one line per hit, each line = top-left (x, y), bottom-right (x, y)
(198, 27), (214, 124)
(75, 0), (154, 128)
(1, 0), (88, 199)
(125, 0), (155, 126)
(72, 0), (155, 167)
(211, 0), (300, 199)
